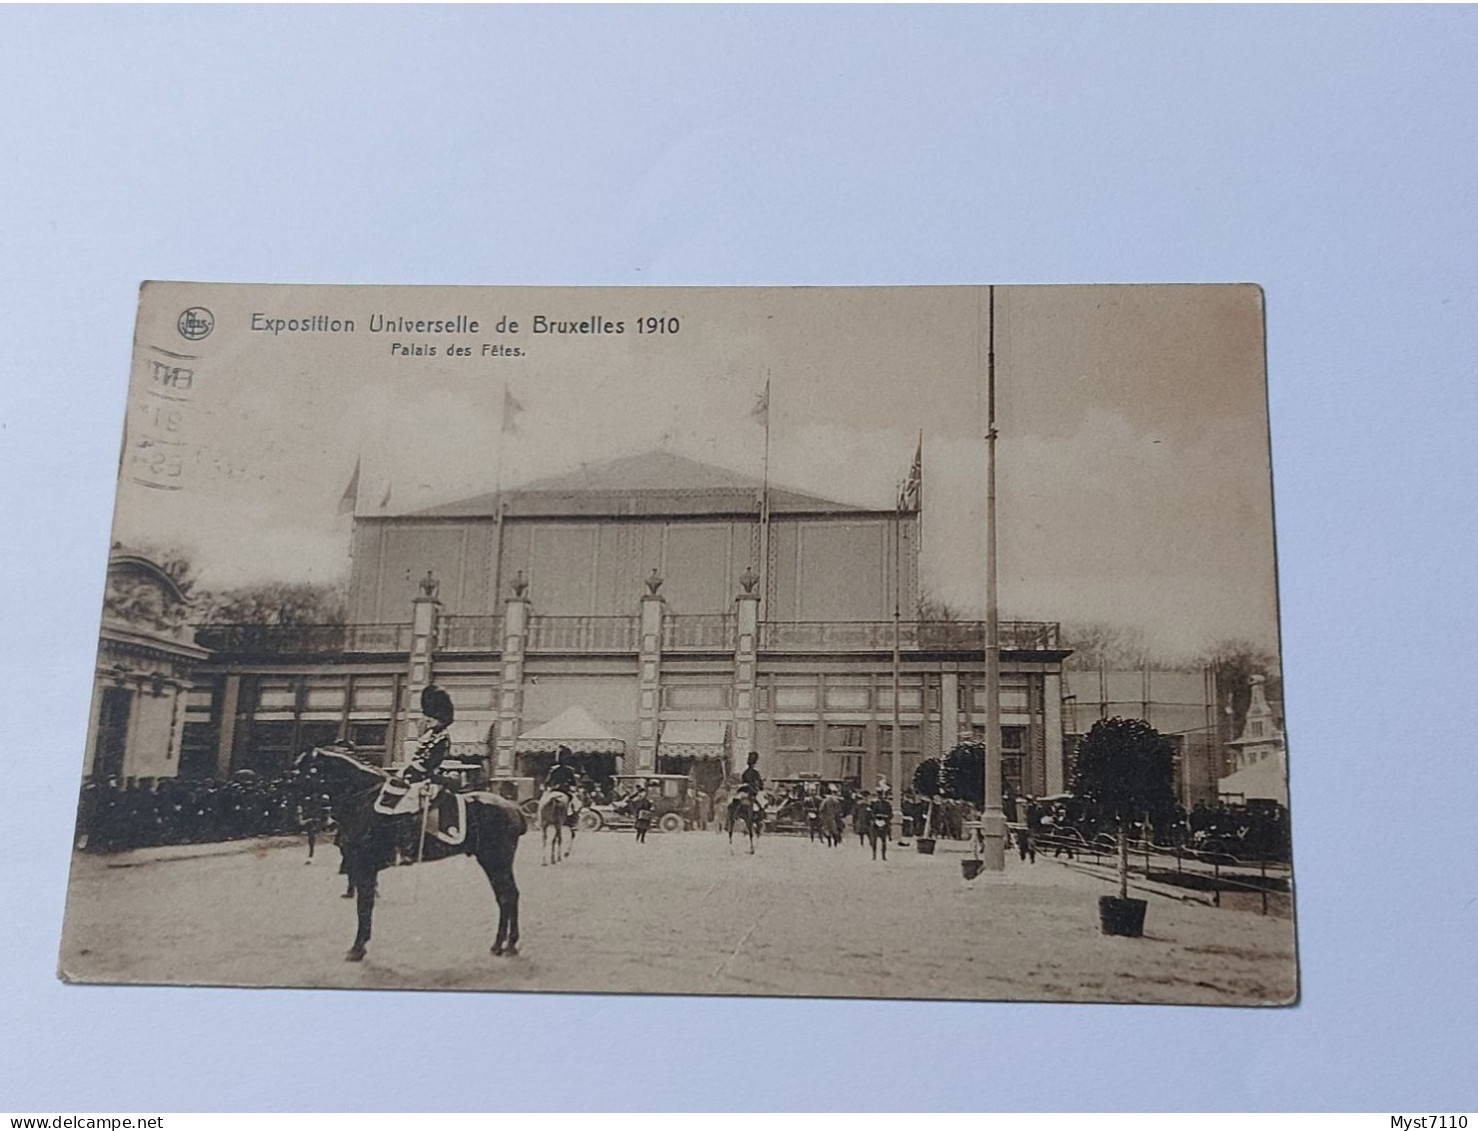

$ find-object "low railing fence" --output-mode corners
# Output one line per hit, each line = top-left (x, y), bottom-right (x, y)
(1028, 828), (1292, 915)
(438, 615), (500, 652)
(196, 623), (412, 656)
(662, 614), (736, 651)
(758, 620), (1061, 652)
(526, 615), (639, 653)
(198, 617), (1060, 658)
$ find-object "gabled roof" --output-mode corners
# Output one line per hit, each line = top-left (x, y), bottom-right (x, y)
(408, 451), (866, 519)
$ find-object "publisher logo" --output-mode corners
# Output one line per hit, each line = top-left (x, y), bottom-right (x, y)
(177, 307), (214, 341)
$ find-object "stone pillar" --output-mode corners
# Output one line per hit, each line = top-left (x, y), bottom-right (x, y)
(400, 571), (442, 765)
(732, 571), (761, 776)
(635, 571), (666, 774)
(1044, 672), (1065, 795)
(215, 673), (241, 780)
(939, 671), (961, 755)
(494, 572), (531, 775)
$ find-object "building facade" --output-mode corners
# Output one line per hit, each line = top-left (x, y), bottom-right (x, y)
(84, 547), (210, 784)
(1062, 667), (1227, 809)
(1217, 673), (1288, 805)
(183, 453), (1072, 796)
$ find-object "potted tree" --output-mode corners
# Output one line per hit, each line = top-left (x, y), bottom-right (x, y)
(910, 758), (941, 854)
(1070, 717), (1177, 937)
(942, 742), (988, 879)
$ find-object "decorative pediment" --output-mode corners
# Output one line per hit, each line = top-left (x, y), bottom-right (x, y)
(102, 554), (194, 642)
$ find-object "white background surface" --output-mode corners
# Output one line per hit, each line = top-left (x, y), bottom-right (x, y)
(1, 5), (1473, 1112)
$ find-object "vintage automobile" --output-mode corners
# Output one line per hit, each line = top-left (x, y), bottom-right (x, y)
(765, 777), (848, 834)
(482, 775), (541, 817)
(436, 758), (490, 790)
(578, 773), (694, 833)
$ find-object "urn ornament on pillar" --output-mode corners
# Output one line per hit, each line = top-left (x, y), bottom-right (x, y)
(645, 568), (664, 597)
(739, 565), (758, 595)
(510, 570), (529, 599)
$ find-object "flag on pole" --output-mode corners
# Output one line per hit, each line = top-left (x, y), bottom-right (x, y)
(503, 386), (526, 435)
(337, 457), (361, 515)
(750, 379), (770, 426)
(897, 432), (923, 511)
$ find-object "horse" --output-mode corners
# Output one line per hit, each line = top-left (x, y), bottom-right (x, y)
(294, 746), (525, 961)
(726, 790), (762, 855)
(538, 790), (573, 865)
(818, 794), (843, 847)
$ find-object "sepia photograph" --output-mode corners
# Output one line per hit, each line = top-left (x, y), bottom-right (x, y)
(61, 281), (1294, 1005)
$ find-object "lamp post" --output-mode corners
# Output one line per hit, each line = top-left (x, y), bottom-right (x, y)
(980, 285), (1007, 872)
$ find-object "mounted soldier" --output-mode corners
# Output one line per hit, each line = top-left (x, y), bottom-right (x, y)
(725, 751), (766, 854)
(736, 751), (767, 816)
(405, 684), (455, 783)
(537, 745), (581, 866)
(545, 746), (580, 809)
(376, 684), (463, 845)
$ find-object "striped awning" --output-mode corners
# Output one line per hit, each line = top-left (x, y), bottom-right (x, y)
(660, 720), (728, 760)
(514, 706), (627, 755)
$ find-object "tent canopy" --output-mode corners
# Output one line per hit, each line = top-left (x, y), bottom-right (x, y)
(660, 720), (729, 760)
(1217, 756), (1288, 806)
(514, 706), (627, 755)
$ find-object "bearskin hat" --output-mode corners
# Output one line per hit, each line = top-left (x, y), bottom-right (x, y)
(420, 684), (455, 726)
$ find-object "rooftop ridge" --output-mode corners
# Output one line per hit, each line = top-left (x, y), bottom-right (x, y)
(404, 451), (867, 517)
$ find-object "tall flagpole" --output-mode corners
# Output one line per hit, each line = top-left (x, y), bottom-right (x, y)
(492, 381), (520, 613)
(493, 382), (507, 606)
(759, 371), (772, 608)
(891, 484), (903, 812)
(981, 286), (1007, 871)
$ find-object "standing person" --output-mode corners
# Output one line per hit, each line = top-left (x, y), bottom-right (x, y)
(1016, 824), (1035, 863)
(299, 791), (332, 862)
(854, 792), (871, 845)
(867, 788), (894, 861)
(631, 785), (653, 843)
(712, 784), (730, 834)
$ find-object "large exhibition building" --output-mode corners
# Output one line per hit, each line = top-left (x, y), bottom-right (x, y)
(154, 451), (1075, 798)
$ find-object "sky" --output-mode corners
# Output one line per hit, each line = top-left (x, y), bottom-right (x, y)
(115, 281), (1276, 660)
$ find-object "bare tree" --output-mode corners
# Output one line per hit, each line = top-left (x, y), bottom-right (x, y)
(916, 587), (965, 622)
(204, 581), (347, 626)
(1200, 639), (1282, 736)
(1060, 621), (1153, 671)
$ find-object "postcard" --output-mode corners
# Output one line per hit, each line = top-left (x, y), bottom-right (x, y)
(61, 282), (1294, 1003)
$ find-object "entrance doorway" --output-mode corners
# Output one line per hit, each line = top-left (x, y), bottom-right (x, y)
(657, 754), (725, 796)
(518, 750), (619, 791)
(94, 686), (132, 782)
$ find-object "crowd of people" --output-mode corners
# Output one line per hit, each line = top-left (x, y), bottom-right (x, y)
(1186, 799), (1291, 860)
(999, 794), (1292, 862)
(74, 761), (1289, 865)
(705, 779), (980, 843)
(75, 775), (330, 853)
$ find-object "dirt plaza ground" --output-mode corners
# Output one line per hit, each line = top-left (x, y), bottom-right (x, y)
(59, 826), (1297, 1005)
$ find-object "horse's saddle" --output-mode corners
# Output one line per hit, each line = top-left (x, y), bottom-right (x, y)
(373, 779), (467, 846)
